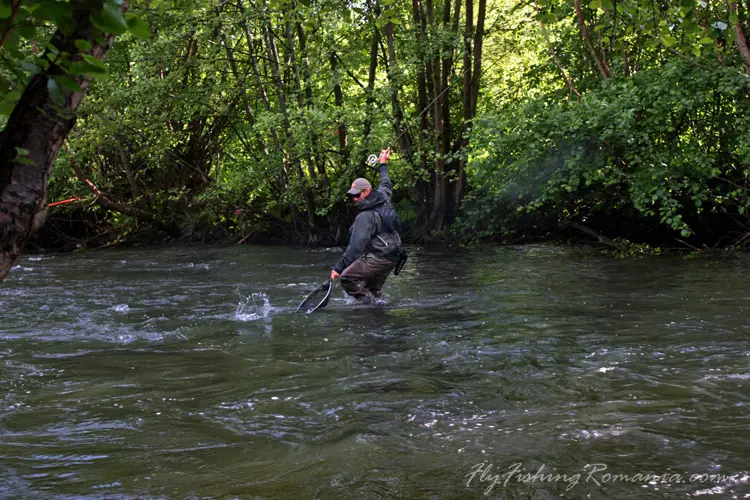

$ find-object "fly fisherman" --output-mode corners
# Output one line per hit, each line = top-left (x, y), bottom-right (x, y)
(330, 148), (404, 302)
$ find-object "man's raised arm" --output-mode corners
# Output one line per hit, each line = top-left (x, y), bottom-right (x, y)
(376, 148), (393, 201)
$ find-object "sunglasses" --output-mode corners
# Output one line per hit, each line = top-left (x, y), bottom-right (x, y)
(348, 191), (365, 201)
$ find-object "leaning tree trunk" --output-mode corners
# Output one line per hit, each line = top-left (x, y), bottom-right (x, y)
(573, 0), (610, 78)
(729, 2), (750, 77)
(0, 0), (126, 283)
(540, 19), (581, 99)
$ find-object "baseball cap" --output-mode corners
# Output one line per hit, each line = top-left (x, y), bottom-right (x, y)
(346, 178), (372, 195)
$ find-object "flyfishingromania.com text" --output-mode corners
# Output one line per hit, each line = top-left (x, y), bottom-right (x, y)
(466, 462), (733, 495)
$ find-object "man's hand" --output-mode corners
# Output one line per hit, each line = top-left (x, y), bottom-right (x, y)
(378, 147), (391, 164)
(331, 270), (340, 280)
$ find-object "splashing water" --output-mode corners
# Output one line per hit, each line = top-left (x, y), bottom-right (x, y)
(234, 292), (272, 321)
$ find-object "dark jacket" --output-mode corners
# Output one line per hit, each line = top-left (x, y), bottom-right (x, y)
(333, 164), (402, 273)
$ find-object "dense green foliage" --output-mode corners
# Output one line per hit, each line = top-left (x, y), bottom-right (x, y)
(464, 62), (750, 244)
(2, 0), (750, 250)
(458, 0), (750, 248)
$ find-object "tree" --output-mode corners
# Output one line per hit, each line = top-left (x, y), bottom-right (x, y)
(0, 0), (146, 282)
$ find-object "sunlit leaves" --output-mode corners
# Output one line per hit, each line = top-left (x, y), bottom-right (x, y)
(75, 39), (93, 51)
(660, 35), (677, 47)
(126, 14), (149, 40)
(68, 59), (109, 78)
(533, 0), (742, 83)
(90, 0), (128, 34)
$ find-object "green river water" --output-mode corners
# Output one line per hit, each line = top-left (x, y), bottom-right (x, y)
(1, 244), (749, 499)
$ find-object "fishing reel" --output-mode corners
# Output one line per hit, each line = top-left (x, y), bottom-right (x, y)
(366, 154), (378, 167)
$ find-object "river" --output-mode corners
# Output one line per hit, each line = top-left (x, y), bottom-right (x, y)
(1, 244), (749, 499)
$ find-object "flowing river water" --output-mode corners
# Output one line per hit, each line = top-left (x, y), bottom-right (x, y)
(1, 244), (749, 499)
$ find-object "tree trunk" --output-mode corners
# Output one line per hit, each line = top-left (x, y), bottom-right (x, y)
(470, 0), (487, 117)
(114, 135), (142, 202)
(359, 28), (380, 172)
(573, 0), (611, 78)
(441, 0), (456, 154)
(297, 22), (329, 185)
(0, 0), (126, 283)
(455, 0), (474, 211)
(409, 0), (432, 226)
(385, 20), (414, 164)
(730, 2), (750, 77)
(220, 30), (268, 155)
(69, 147), (179, 237)
(328, 51), (350, 243)
(442, 0), (462, 218)
(329, 52), (349, 160)
(239, 10), (288, 195)
(413, 0), (433, 128)
(540, 20), (581, 99)
(452, 0), (486, 212)
(426, 0), (446, 234)
(237, 0), (281, 152)
(285, 21), (318, 183)
(264, 21), (317, 233)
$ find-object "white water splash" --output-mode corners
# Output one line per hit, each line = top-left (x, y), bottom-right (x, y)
(112, 304), (129, 313)
(235, 292), (272, 321)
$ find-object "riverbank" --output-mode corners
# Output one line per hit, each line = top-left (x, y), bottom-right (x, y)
(27, 205), (748, 260)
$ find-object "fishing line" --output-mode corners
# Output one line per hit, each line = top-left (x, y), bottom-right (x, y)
(366, 68), (468, 166)
(366, 54), (502, 165)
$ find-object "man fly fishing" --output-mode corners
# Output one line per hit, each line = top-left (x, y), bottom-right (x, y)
(330, 148), (405, 302)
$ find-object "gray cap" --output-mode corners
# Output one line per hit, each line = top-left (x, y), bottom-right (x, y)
(346, 178), (372, 195)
